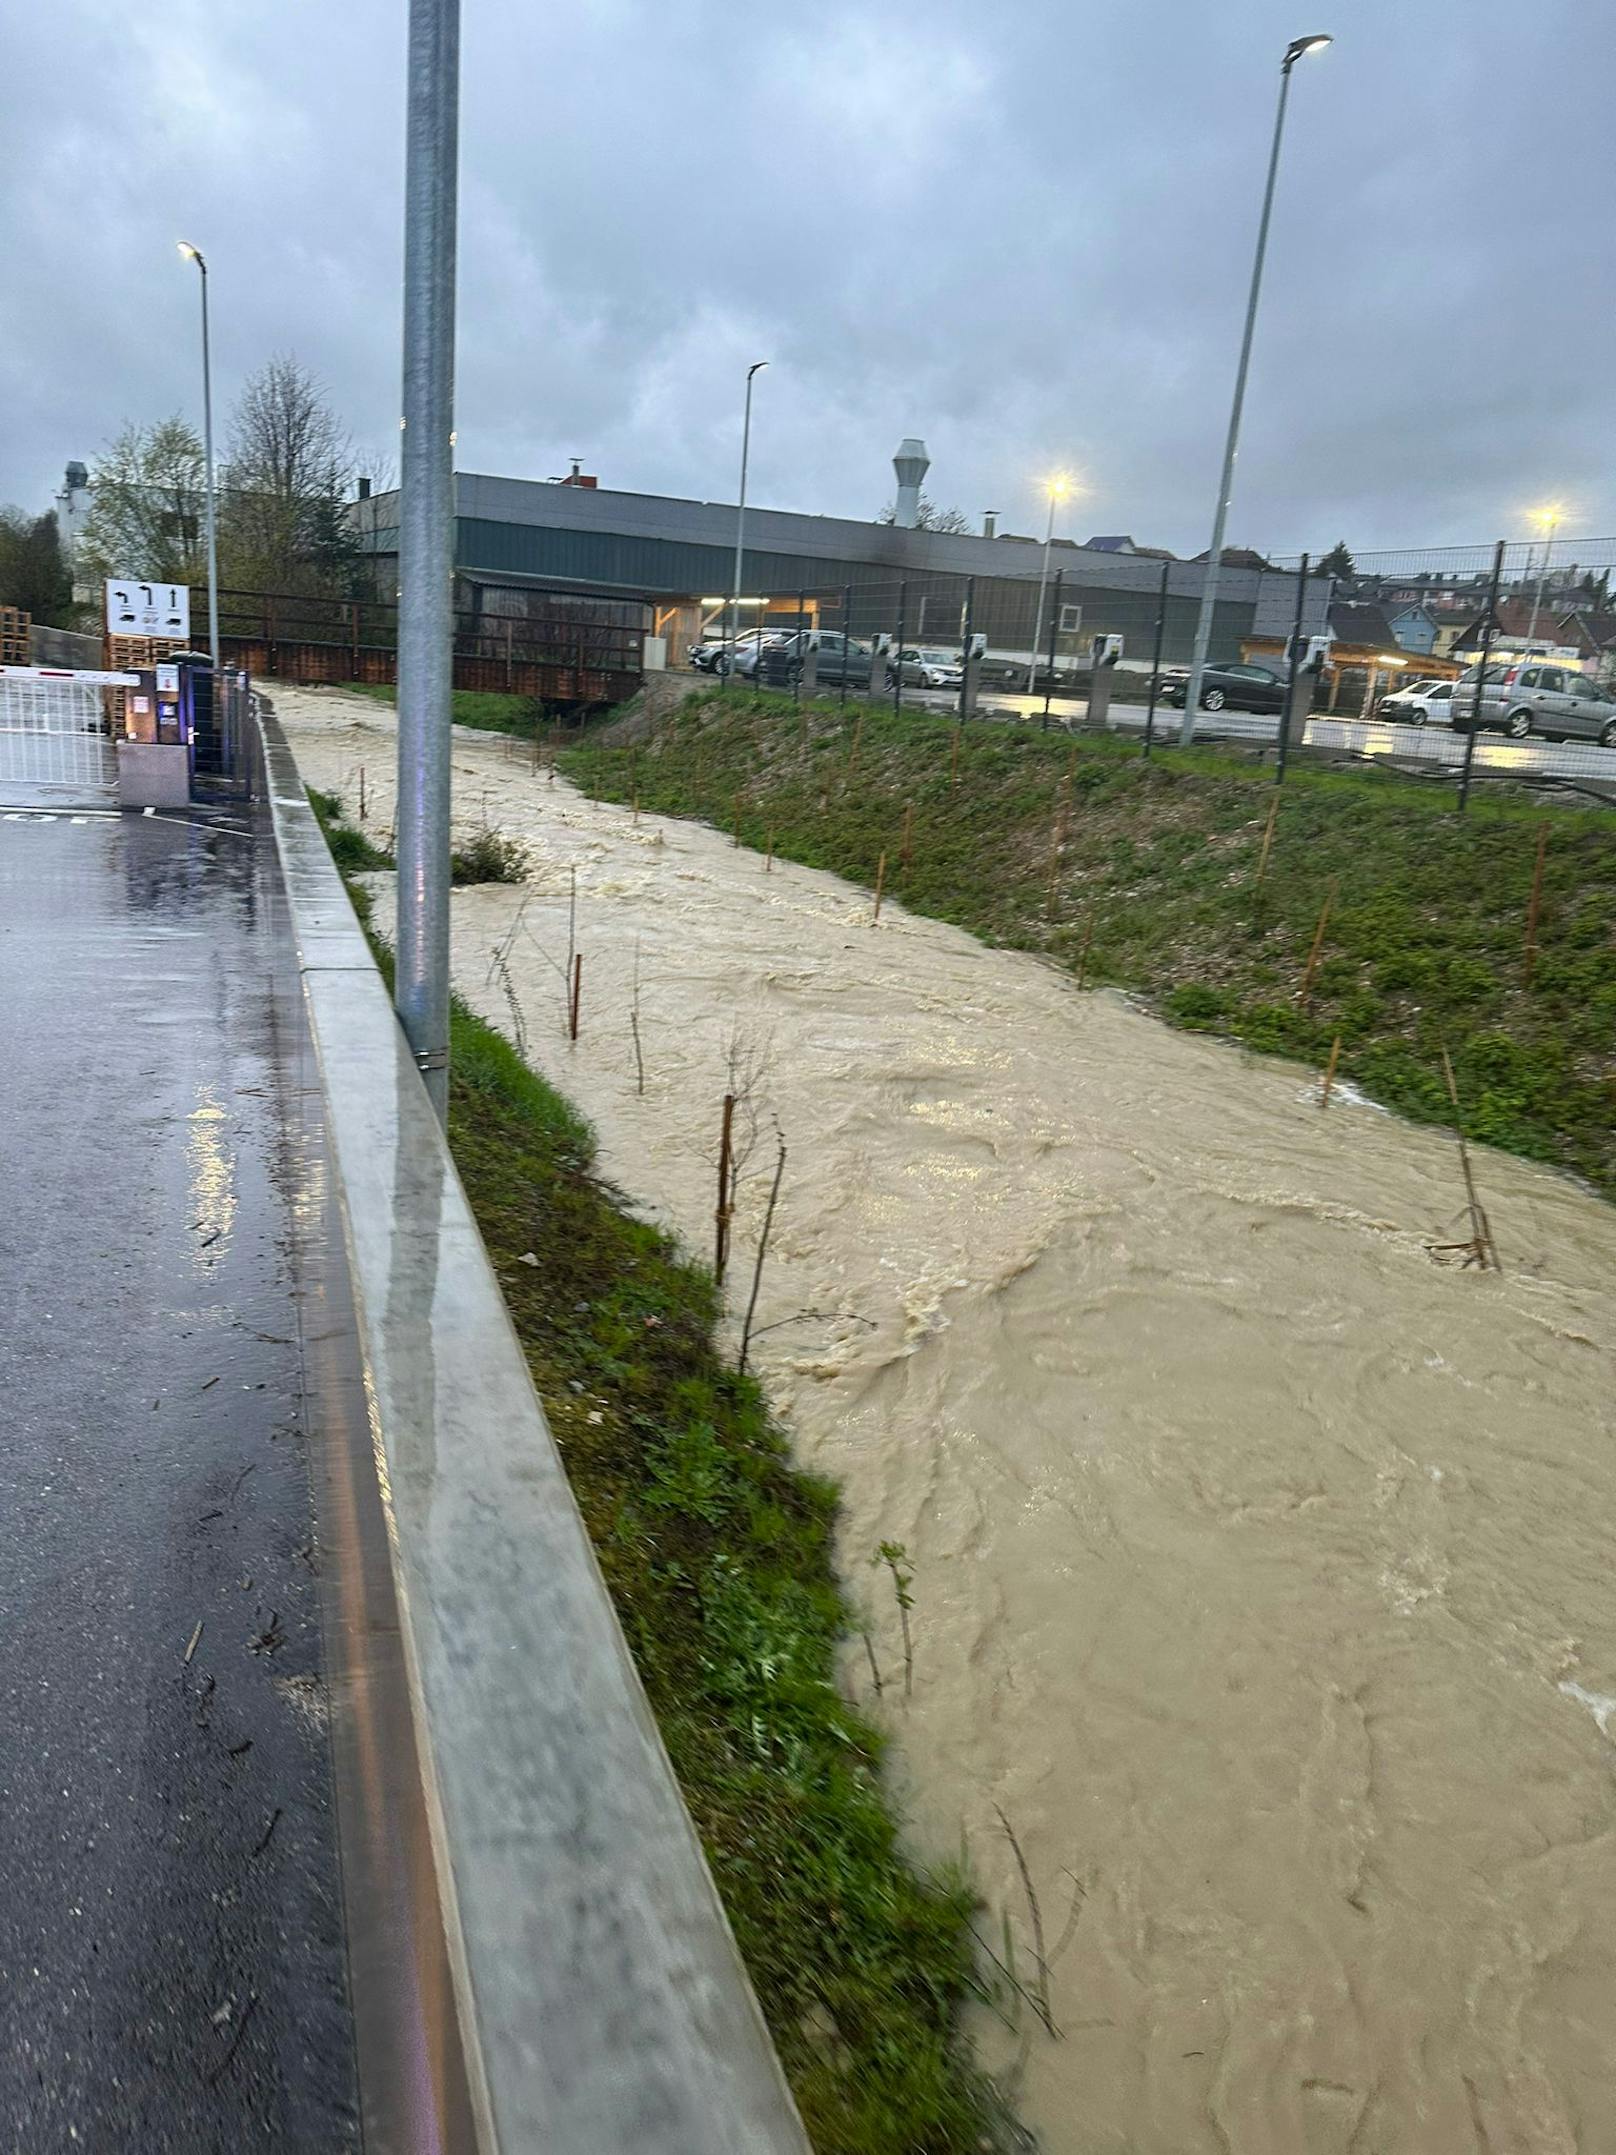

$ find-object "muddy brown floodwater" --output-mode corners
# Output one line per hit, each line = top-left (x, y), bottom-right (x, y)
(281, 687), (1616, 2155)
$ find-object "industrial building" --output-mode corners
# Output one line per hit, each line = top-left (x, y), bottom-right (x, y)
(352, 442), (1329, 672)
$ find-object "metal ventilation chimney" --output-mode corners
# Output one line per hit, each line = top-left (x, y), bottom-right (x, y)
(982, 509), (999, 539)
(892, 437), (930, 528)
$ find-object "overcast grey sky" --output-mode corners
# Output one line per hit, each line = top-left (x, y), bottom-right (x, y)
(4, 0), (1612, 557)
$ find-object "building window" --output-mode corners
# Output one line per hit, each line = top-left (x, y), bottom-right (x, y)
(1058, 602), (1083, 633)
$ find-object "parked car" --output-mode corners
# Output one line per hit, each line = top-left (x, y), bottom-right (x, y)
(1156, 661), (1287, 714)
(709, 627), (793, 678)
(689, 634), (732, 672)
(756, 630), (874, 690)
(892, 644), (963, 688)
(1378, 679), (1459, 726)
(1451, 660), (1616, 743)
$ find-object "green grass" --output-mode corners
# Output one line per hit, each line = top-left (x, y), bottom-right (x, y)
(312, 805), (1006, 2154)
(560, 685), (1616, 1197)
(304, 786), (394, 870)
(345, 681), (543, 735)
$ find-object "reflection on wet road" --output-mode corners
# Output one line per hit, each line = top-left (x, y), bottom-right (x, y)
(283, 686), (1616, 2155)
(0, 808), (358, 2146)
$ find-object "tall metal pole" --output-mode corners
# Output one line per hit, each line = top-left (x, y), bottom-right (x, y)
(729, 361), (766, 682)
(1458, 541), (1506, 815)
(395, 0), (461, 1124)
(1026, 488), (1058, 692)
(1144, 557), (1169, 757)
(179, 245), (221, 672)
(1179, 35), (1330, 745)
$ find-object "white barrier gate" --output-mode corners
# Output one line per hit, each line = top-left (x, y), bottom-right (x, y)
(0, 667), (130, 807)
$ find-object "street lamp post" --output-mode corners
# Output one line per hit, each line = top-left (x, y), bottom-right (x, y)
(1524, 505), (1561, 649)
(1026, 478), (1069, 693)
(176, 243), (221, 673)
(1178, 32), (1331, 745)
(394, 0), (461, 1124)
(728, 361), (767, 674)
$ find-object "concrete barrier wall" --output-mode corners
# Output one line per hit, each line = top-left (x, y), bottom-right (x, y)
(258, 706), (808, 2155)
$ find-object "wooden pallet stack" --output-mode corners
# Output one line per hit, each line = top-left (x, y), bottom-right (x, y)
(104, 633), (184, 674)
(0, 607), (30, 666)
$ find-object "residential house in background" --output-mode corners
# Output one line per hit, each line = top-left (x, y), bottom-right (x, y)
(1385, 600), (1437, 655)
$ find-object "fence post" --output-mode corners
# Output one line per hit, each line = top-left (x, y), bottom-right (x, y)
(840, 583), (851, 706)
(1144, 558), (1169, 757)
(1275, 551), (1309, 786)
(958, 577), (975, 724)
(1043, 570), (1061, 729)
(1458, 541), (1506, 814)
(505, 614), (514, 690)
(350, 599), (361, 680)
(892, 582), (906, 716)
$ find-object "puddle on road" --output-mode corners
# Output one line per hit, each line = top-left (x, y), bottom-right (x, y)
(281, 688), (1616, 2155)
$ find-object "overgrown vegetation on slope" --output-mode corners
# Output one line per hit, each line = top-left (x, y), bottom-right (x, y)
(308, 789), (1007, 2155)
(561, 686), (1616, 1196)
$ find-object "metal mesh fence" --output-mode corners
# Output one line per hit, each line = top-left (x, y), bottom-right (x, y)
(697, 539), (1616, 811)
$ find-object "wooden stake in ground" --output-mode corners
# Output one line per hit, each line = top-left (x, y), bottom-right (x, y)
(1044, 814), (1064, 923)
(1436, 1046), (1501, 1272)
(732, 792), (742, 846)
(1319, 1033), (1342, 1109)
(949, 725), (961, 788)
(1254, 793), (1280, 889)
(900, 801), (914, 870)
(765, 828), (776, 875)
(1299, 877), (1338, 1006)
(1076, 900), (1096, 990)
(568, 952), (582, 1042)
(358, 765), (367, 821)
(872, 850), (888, 925)
(738, 1132), (787, 1374)
(1523, 821), (1549, 988)
(715, 1093), (736, 1283)
(632, 790), (640, 824)
(849, 713), (864, 777)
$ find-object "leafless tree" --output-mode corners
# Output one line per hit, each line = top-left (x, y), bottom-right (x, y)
(223, 355), (356, 592)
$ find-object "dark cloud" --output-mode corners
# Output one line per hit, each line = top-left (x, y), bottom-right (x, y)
(3, 0), (1610, 556)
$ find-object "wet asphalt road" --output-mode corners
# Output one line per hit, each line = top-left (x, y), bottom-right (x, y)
(0, 808), (357, 2150)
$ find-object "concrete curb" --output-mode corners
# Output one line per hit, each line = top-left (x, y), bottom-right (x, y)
(258, 705), (809, 2154)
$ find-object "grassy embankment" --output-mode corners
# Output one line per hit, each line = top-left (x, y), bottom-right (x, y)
(305, 789), (1007, 2155)
(344, 680), (577, 741)
(561, 685), (1616, 1198)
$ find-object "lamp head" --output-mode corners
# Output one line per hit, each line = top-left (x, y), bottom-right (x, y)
(747, 359), (768, 380)
(177, 240), (206, 270)
(1282, 32), (1332, 70)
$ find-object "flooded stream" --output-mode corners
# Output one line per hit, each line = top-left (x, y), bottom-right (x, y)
(281, 687), (1616, 2153)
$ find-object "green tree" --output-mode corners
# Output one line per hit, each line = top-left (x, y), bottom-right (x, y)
(0, 509), (72, 621)
(77, 418), (207, 586)
(1318, 540), (1356, 582)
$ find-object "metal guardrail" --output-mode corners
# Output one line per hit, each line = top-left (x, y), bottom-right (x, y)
(258, 704), (809, 2154)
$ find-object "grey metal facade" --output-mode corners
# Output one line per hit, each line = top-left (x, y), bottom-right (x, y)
(353, 474), (1329, 664)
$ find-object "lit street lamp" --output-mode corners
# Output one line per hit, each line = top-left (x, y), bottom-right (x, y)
(728, 361), (768, 671)
(1179, 31), (1332, 744)
(1026, 476), (1071, 691)
(1524, 502), (1563, 649)
(176, 242), (221, 673)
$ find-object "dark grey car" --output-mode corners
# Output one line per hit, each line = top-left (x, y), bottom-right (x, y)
(757, 631), (873, 689)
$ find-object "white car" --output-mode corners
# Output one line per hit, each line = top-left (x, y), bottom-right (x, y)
(1378, 679), (1459, 726)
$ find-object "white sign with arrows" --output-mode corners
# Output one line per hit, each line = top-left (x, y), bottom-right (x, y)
(105, 578), (190, 641)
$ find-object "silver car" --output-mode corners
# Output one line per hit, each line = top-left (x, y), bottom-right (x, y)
(1454, 660), (1616, 744)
